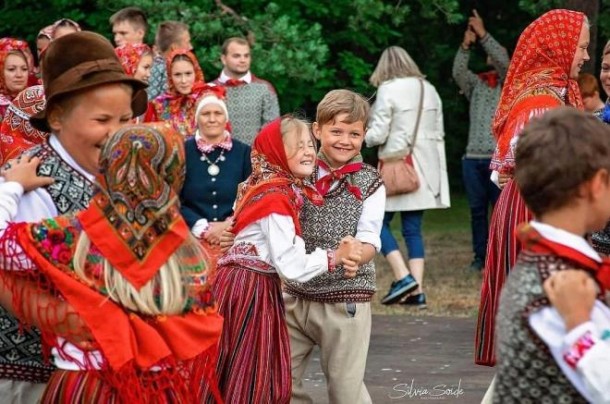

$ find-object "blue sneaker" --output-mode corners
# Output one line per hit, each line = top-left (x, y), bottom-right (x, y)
(401, 293), (427, 309)
(381, 274), (419, 305)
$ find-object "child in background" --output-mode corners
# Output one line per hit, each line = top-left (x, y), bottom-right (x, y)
(494, 107), (610, 402)
(284, 89), (385, 404)
(210, 116), (362, 403)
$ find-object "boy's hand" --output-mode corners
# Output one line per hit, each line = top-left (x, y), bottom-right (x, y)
(498, 172), (512, 189)
(468, 9), (486, 38)
(1, 156), (54, 192)
(543, 270), (597, 331)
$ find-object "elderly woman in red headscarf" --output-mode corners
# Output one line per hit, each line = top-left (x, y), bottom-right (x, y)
(0, 85), (48, 165)
(144, 49), (205, 138)
(0, 38), (35, 119)
(475, 9), (589, 368)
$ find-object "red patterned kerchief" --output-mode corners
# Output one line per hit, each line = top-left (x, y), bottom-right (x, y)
(78, 124), (189, 289)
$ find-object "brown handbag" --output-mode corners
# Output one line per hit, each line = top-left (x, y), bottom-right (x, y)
(379, 78), (425, 196)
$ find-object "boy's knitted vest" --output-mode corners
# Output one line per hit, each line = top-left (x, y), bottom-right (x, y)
(0, 142), (93, 383)
(494, 252), (589, 403)
(284, 164), (383, 303)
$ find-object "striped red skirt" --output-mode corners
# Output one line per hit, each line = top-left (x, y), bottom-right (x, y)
(475, 179), (532, 366)
(209, 243), (291, 403)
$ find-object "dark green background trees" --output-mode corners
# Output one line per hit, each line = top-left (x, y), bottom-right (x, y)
(0, 0), (605, 189)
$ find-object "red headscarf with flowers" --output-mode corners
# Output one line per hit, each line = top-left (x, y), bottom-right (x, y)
(114, 43), (153, 77)
(492, 9), (585, 164)
(0, 84), (48, 165)
(145, 49), (205, 138)
(0, 38), (35, 114)
(232, 117), (322, 236)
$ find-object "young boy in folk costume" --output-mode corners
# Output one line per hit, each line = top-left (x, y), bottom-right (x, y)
(284, 89), (385, 403)
(0, 124), (223, 402)
(0, 31), (148, 403)
(209, 116), (362, 403)
(494, 108), (610, 402)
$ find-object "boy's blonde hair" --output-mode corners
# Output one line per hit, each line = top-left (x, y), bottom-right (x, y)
(316, 89), (370, 128)
(369, 46), (424, 88)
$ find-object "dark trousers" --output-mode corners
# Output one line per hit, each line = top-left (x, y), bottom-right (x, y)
(462, 157), (501, 260)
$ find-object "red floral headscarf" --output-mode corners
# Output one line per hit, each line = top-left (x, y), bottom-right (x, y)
(232, 117), (322, 236)
(492, 9), (586, 162)
(114, 43), (153, 77)
(146, 49), (206, 137)
(0, 84), (48, 165)
(0, 38), (35, 101)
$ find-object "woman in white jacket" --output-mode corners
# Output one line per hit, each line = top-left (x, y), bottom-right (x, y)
(366, 46), (450, 308)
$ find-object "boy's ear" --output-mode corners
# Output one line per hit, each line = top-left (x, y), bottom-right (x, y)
(46, 105), (63, 133)
(312, 122), (321, 140)
(588, 168), (610, 201)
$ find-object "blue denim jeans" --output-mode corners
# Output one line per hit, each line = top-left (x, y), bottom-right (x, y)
(462, 157), (501, 261)
(380, 210), (425, 259)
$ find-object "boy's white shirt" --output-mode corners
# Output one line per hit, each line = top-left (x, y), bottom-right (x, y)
(316, 165), (385, 252)
(0, 134), (101, 371)
(527, 220), (610, 403)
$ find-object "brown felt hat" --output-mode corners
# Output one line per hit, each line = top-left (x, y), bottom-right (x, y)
(30, 31), (148, 132)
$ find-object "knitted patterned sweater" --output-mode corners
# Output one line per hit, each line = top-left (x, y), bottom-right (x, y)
(284, 164), (383, 303)
(211, 75), (279, 145)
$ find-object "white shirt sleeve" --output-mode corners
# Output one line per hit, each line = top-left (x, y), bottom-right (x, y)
(191, 218), (209, 238)
(490, 170), (501, 189)
(529, 303), (610, 403)
(565, 323), (610, 404)
(0, 181), (38, 271)
(0, 181), (24, 230)
(355, 184), (385, 251)
(263, 213), (329, 283)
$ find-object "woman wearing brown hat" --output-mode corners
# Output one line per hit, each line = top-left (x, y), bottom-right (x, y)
(0, 31), (147, 403)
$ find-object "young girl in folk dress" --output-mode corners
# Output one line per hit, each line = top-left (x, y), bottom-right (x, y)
(0, 124), (223, 403)
(208, 116), (362, 403)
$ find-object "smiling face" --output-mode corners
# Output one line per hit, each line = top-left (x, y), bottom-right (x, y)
(570, 23), (590, 79)
(313, 113), (365, 168)
(171, 59), (195, 95)
(284, 124), (316, 179)
(48, 83), (133, 175)
(3, 52), (28, 95)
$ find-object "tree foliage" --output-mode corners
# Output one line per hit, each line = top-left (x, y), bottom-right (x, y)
(0, 0), (606, 189)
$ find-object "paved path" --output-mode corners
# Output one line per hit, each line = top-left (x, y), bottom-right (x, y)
(303, 315), (495, 403)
